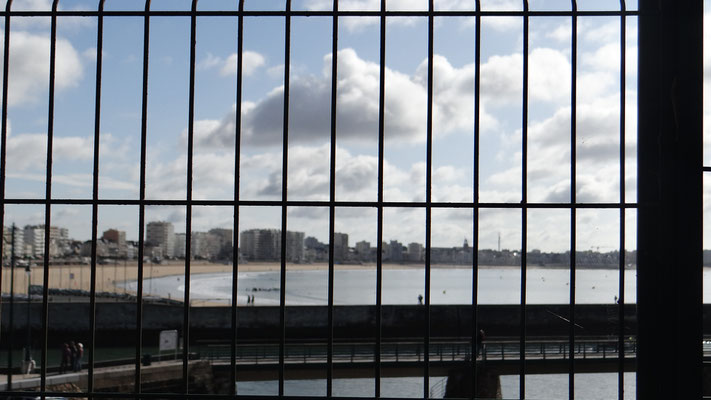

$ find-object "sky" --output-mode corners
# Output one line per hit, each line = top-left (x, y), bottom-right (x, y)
(0, 0), (668, 253)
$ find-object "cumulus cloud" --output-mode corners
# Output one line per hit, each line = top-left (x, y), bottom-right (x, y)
(1, 30), (83, 106)
(305, 0), (523, 32)
(7, 134), (90, 171)
(190, 48), (501, 149)
(198, 51), (266, 77)
(486, 94), (637, 205)
(480, 48), (572, 106)
(546, 24), (572, 42)
(221, 51), (266, 76)
(242, 145), (380, 201)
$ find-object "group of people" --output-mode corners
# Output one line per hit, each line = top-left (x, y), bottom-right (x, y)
(59, 341), (83, 374)
(246, 294), (256, 304)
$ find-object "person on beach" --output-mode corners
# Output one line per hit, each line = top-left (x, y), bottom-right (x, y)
(74, 342), (83, 372)
(477, 329), (486, 357)
(68, 341), (77, 372)
(60, 343), (71, 374)
(418, 294), (423, 305)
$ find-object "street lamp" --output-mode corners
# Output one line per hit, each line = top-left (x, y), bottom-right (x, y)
(5, 224), (16, 387)
(24, 263), (32, 370)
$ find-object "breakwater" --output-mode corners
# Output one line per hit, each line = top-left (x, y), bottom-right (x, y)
(0, 303), (641, 348)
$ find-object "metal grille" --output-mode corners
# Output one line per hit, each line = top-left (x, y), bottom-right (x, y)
(0, 1), (703, 399)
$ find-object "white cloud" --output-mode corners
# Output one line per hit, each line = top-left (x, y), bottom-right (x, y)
(220, 51), (266, 77)
(547, 24), (572, 42)
(580, 20), (620, 45)
(2, 30), (83, 106)
(488, 95), (636, 205)
(306, 0), (522, 32)
(191, 48), (497, 149)
(5, 131), (129, 173)
(198, 51), (266, 77)
(7, 133), (90, 171)
(480, 48), (572, 106)
(582, 42), (621, 72)
(81, 47), (106, 63)
(304, 0), (438, 31)
(197, 52), (222, 70)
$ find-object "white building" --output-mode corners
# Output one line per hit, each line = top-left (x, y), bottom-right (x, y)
(3, 225), (25, 259)
(22, 225), (69, 258)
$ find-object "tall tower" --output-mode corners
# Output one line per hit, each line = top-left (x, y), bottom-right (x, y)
(146, 221), (175, 259)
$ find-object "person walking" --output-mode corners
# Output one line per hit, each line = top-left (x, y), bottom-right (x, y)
(74, 342), (83, 372)
(59, 343), (71, 374)
(477, 329), (486, 358)
(68, 341), (77, 372)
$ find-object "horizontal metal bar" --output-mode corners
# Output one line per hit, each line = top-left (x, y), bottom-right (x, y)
(0, 391), (393, 400)
(0, 10), (640, 18)
(0, 198), (638, 208)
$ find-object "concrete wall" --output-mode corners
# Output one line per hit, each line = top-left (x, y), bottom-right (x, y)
(0, 303), (640, 347)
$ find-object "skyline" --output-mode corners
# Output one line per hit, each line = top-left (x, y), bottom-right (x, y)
(2, 220), (637, 257)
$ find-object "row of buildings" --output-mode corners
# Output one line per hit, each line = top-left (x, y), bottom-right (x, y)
(2, 225), (73, 260)
(1, 222), (234, 262)
(3, 223), (637, 267)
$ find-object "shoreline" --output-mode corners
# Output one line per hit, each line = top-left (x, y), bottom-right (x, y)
(1, 260), (635, 297)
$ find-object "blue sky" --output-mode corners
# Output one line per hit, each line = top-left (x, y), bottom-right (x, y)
(0, 0), (650, 253)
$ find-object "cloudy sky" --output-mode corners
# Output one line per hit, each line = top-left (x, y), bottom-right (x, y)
(0, 0), (664, 253)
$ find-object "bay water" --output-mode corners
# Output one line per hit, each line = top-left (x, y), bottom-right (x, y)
(130, 266), (638, 305)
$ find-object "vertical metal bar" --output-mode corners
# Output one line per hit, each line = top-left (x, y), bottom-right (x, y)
(424, 0), (434, 397)
(375, 0), (386, 397)
(135, 0), (152, 395)
(520, 1), (529, 399)
(617, 2), (627, 400)
(230, 0), (245, 394)
(40, 1), (60, 391)
(569, 2), (578, 399)
(182, 0), (198, 393)
(471, 1), (481, 397)
(637, 1), (703, 399)
(279, 0), (292, 395)
(88, 0), (106, 394)
(6, 225), (15, 390)
(326, 0), (338, 397)
(0, 0), (12, 387)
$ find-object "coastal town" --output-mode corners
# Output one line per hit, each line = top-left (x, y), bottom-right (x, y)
(2, 222), (637, 268)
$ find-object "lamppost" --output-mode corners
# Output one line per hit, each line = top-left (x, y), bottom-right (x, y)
(24, 263), (32, 371)
(5, 224), (16, 388)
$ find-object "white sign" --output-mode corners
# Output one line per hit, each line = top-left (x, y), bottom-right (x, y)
(159, 330), (178, 352)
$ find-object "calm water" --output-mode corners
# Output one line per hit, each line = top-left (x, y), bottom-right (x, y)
(125, 266), (637, 305)
(234, 373), (636, 399)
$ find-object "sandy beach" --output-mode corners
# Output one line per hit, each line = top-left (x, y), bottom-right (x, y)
(0, 260), (448, 296)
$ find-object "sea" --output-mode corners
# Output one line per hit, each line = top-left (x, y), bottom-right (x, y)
(123, 266), (644, 399)
(131, 267), (639, 306)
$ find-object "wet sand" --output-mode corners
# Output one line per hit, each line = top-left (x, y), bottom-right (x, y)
(0, 261), (442, 296)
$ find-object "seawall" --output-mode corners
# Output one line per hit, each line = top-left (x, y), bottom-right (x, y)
(0, 303), (640, 347)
